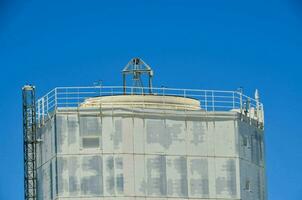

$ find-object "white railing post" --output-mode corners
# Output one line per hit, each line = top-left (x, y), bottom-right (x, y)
(37, 99), (41, 125)
(42, 97), (45, 123)
(65, 88), (68, 108)
(232, 91), (235, 109)
(54, 88), (58, 109)
(77, 88), (80, 106)
(204, 91), (208, 111)
(46, 94), (49, 117)
(239, 90), (243, 114)
(212, 91), (215, 111)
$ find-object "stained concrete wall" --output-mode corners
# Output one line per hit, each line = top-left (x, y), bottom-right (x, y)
(36, 107), (265, 200)
(238, 121), (266, 200)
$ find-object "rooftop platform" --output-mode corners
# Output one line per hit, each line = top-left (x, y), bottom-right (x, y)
(36, 86), (264, 126)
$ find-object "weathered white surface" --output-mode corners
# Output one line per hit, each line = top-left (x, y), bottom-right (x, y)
(80, 95), (201, 110)
(36, 106), (266, 200)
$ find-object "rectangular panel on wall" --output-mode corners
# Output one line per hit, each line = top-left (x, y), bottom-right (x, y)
(240, 158), (266, 200)
(259, 134), (264, 165)
(57, 156), (103, 198)
(80, 155), (103, 196)
(188, 158), (209, 198)
(260, 167), (266, 200)
(37, 128), (42, 167)
(79, 115), (101, 150)
(39, 118), (55, 164)
(42, 164), (51, 200)
(239, 134), (249, 160)
(215, 158), (237, 198)
(122, 118), (133, 153)
(214, 121), (236, 157)
(257, 169), (262, 200)
(103, 155), (124, 196)
(37, 167), (43, 199)
(134, 155), (146, 196)
(133, 118), (144, 153)
(115, 156), (124, 195)
(51, 118), (56, 156)
(102, 117), (123, 153)
(239, 121), (264, 166)
(239, 160), (247, 200)
(123, 154), (135, 196)
(166, 156), (188, 197)
(68, 157), (80, 196)
(145, 155), (167, 196)
(55, 114), (80, 154)
(240, 160), (252, 200)
(187, 121), (208, 156)
(102, 117), (113, 153)
(46, 120), (53, 162)
(41, 162), (53, 200)
(51, 159), (57, 198)
(239, 123), (252, 161)
(37, 127), (43, 167)
(57, 157), (68, 196)
(165, 119), (186, 155)
(145, 119), (166, 154)
(113, 118), (123, 152)
(79, 115), (101, 137)
(251, 131), (261, 165)
(56, 115), (68, 154)
(103, 155), (115, 196)
(82, 137), (100, 149)
(67, 115), (79, 152)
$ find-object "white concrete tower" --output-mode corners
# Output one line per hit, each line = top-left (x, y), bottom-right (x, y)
(35, 58), (266, 200)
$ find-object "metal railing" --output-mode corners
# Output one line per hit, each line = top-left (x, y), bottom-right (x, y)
(36, 86), (264, 124)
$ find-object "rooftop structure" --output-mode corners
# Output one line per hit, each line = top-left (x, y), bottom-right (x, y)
(36, 85), (264, 126)
(23, 58), (266, 200)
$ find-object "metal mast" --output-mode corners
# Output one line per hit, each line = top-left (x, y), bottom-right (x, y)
(22, 85), (37, 200)
(122, 57), (154, 94)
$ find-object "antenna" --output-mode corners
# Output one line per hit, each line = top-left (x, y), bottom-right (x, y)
(122, 57), (153, 94)
(255, 89), (260, 110)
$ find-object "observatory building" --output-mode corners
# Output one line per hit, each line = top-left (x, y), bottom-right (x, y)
(22, 58), (266, 200)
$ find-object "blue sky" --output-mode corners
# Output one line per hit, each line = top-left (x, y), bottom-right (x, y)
(0, 0), (301, 199)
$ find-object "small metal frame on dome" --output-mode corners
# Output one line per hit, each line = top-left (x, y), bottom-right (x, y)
(122, 57), (153, 94)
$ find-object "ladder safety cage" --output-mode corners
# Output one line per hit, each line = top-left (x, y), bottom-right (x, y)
(22, 85), (37, 200)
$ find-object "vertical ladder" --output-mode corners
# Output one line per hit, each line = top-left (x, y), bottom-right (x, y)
(22, 85), (37, 200)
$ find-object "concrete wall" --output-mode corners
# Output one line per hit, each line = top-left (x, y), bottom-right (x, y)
(36, 107), (265, 200)
(238, 121), (266, 200)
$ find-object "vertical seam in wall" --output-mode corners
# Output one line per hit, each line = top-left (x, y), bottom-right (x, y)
(131, 116), (136, 197)
(54, 114), (58, 198)
(236, 120), (242, 199)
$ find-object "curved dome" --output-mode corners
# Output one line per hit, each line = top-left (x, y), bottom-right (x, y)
(80, 94), (201, 110)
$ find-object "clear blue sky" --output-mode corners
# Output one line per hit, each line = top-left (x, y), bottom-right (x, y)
(0, 0), (301, 199)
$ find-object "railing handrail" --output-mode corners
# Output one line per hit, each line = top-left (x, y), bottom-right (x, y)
(36, 86), (264, 127)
